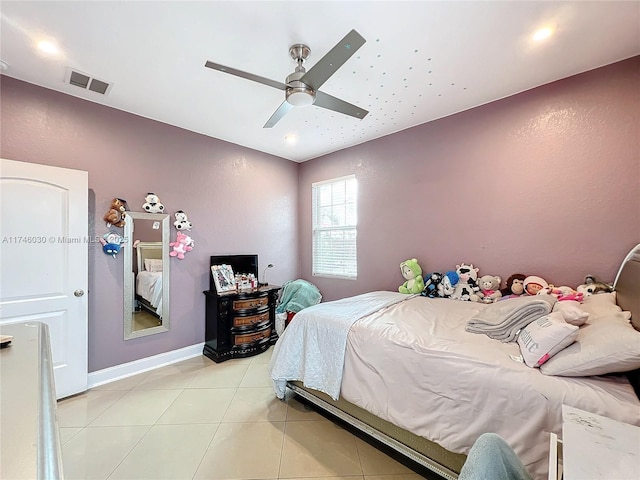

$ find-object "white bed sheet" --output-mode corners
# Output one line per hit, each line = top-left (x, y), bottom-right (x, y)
(339, 295), (640, 480)
(136, 271), (163, 318)
(270, 291), (411, 400)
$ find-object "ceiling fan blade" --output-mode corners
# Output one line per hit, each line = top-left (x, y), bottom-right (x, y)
(300, 29), (366, 91)
(205, 61), (287, 90)
(314, 91), (369, 120)
(263, 101), (294, 128)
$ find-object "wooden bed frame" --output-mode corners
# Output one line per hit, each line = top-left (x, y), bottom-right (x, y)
(286, 244), (640, 480)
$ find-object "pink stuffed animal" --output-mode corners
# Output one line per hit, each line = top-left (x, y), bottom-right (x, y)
(541, 285), (584, 302)
(169, 231), (194, 260)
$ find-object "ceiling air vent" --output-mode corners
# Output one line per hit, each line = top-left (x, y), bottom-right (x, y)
(65, 67), (112, 95)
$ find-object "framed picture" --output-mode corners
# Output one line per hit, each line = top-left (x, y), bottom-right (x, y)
(211, 264), (236, 292)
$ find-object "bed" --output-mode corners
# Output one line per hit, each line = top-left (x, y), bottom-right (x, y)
(269, 244), (640, 480)
(135, 241), (164, 319)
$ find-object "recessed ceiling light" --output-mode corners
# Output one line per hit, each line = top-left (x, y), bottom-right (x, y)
(37, 40), (60, 55)
(533, 27), (553, 42)
(285, 135), (297, 145)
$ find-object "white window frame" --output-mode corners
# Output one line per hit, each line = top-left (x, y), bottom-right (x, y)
(312, 174), (358, 280)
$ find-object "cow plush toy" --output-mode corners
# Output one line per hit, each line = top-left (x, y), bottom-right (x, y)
(450, 263), (480, 301)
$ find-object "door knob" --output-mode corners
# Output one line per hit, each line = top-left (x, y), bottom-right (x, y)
(74, 289), (85, 297)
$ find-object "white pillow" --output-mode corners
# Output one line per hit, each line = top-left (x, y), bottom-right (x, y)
(144, 258), (163, 272)
(553, 300), (589, 326)
(517, 311), (579, 368)
(578, 292), (631, 321)
(540, 313), (640, 376)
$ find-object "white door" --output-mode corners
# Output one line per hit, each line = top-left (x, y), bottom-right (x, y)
(0, 158), (88, 399)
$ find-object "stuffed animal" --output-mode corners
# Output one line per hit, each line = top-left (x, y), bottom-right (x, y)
(501, 274), (526, 298)
(422, 272), (443, 298)
(169, 231), (194, 260)
(477, 275), (503, 303)
(576, 275), (614, 298)
(173, 210), (193, 231)
(437, 271), (459, 298)
(103, 198), (128, 228)
(456, 263), (480, 291)
(451, 280), (480, 302)
(523, 275), (549, 296)
(142, 193), (165, 214)
(100, 231), (126, 258)
(450, 263), (480, 301)
(398, 258), (425, 294)
(542, 285), (583, 302)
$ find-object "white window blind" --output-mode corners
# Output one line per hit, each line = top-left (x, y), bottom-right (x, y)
(312, 175), (357, 279)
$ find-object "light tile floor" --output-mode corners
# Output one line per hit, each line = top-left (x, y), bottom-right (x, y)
(58, 347), (426, 480)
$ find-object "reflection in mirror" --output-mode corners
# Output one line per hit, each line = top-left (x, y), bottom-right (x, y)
(123, 212), (170, 340)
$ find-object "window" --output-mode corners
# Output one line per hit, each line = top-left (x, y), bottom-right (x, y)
(312, 175), (357, 279)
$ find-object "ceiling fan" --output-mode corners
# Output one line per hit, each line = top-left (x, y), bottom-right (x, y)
(205, 29), (369, 128)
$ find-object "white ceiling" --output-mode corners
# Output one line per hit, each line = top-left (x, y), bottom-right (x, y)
(1, 1), (639, 162)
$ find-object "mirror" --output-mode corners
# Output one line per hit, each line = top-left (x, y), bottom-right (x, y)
(123, 212), (170, 340)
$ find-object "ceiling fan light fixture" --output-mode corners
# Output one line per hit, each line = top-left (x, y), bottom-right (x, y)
(286, 87), (315, 107)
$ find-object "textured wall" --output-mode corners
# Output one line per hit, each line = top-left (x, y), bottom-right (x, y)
(299, 57), (640, 301)
(0, 76), (299, 371)
(2, 56), (639, 369)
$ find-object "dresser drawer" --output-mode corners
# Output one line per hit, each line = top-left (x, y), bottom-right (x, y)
(232, 311), (270, 329)
(234, 327), (272, 347)
(233, 296), (268, 310)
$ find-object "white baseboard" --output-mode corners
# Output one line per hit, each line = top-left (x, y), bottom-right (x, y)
(88, 342), (205, 389)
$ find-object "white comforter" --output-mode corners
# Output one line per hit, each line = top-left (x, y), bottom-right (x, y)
(269, 292), (640, 480)
(136, 271), (163, 318)
(269, 291), (411, 400)
(341, 295), (640, 479)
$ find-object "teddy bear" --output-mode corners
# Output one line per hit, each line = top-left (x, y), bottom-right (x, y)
(437, 270), (459, 298)
(169, 231), (194, 260)
(100, 231), (126, 258)
(142, 193), (165, 214)
(476, 275), (503, 303)
(450, 263), (480, 301)
(173, 210), (193, 231)
(103, 198), (128, 228)
(398, 258), (425, 294)
(576, 275), (614, 298)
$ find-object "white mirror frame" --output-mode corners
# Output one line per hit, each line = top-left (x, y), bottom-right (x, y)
(123, 211), (170, 340)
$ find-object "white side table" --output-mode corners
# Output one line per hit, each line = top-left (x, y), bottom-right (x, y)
(559, 405), (640, 480)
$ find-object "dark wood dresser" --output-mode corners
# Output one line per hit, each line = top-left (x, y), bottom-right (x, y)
(203, 285), (280, 363)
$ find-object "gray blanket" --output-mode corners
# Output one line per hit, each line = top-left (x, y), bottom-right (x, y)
(465, 295), (556, 342)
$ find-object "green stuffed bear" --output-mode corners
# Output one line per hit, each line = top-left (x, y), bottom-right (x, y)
(398, 258), (425, 294)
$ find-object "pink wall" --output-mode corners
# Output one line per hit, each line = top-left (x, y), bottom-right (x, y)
(299, 57), (640, 301)
(0, 76), (299, 371)
(2, 56), (638, 370)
